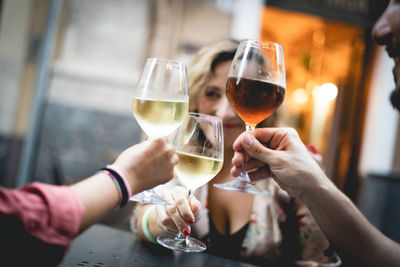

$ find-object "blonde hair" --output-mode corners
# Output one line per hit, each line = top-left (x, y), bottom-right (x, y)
(188, 40), (238, 112)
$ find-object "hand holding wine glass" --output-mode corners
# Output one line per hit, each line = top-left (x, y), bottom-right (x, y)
(214, 40), (286, 195)
(130, 58), (189, 204)
(157, 113), (224, 252)
(152, 185), (202, 236)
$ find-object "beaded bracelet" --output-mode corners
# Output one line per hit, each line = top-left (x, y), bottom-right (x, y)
(100, 167), (131, 208)
(142, 205), (157, 244)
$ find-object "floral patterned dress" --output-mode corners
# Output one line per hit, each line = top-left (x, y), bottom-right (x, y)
(191, 178), (340, 266)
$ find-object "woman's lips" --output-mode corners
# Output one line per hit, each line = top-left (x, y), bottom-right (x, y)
(223, 123), (242, 129)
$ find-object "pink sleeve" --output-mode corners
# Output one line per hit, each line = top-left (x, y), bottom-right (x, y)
(0, 182), (84, 248)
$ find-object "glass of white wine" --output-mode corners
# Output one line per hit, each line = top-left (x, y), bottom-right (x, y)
(157, 112), (224, 252)
(130, 58), (189, 205)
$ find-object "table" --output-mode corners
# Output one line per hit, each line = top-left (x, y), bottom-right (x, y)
(59, 224), (256, 267)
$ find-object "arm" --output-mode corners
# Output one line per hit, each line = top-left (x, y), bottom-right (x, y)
(71, 137), (178, 232)
(0, 137), (177, 265)
(301, 180), (400, 267)
(0, 137), (176, 243)
(231, 128), (400, 267)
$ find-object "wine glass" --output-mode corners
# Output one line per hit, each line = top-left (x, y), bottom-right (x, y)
(213, 40), (286, 195)
(130, 58), (189, 204)
(157, 112), (224, 252)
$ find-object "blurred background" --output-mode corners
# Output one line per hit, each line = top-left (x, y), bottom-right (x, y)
(0, 0), (399, 241)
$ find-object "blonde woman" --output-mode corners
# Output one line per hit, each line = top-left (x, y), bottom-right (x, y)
(132, 40), (338, 266)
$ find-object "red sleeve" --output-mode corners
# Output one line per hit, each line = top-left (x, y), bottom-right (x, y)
(0, 182), (84, 248)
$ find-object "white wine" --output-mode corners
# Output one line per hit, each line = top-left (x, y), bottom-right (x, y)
(175, 151), (223, 191)
(132, 98), (188, 137)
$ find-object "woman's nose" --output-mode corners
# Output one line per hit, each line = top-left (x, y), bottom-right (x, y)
(372, 10), (392, 45)
(215, 97), (237, 119)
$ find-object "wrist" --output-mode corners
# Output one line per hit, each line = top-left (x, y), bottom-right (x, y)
(141, 205), (157, 244)
(99, 166), (132, 208)
(300, 173), (337, 204)
(108, 163), (137, 195)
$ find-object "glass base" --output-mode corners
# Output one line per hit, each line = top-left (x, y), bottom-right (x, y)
(129, 189), (172, 205)
(157, 233), (206, 253)
(213, 175), (270, 196)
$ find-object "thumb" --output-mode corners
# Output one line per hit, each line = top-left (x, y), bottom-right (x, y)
(242, 134), (273, 163)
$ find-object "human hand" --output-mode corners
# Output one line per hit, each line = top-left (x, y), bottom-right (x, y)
(155, 186), (201, 236)
(110, 137), (178, 195)
(231, 127), (330, 198)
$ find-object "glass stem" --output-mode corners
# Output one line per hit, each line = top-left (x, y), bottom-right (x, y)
(177, 232), (184, 239)
(176, 232), (189, 245)
(187, 189), (193, 199)
(246, 124), (255, 132)
(143, 189), (155, 201)
(241, 124), (256, 183)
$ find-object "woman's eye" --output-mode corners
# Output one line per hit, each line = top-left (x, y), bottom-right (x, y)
(205, 90), (220, 98)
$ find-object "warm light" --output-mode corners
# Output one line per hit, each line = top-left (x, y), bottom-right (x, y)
(312, 31), (326, 47)
(312, 83), (338, 102)
(293, 88), (309, 105)
(306, 81), (318, 91)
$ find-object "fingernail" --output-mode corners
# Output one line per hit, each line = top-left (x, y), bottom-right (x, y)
(188, 218), (195, 224)
(182, 228), (190, 236)
(244, 134), (253, 147)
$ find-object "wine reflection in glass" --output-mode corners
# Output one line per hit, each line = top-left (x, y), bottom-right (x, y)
(213, 40), (286, 195)
(130, 58), (189, 205)
(157, 113), (224, 252)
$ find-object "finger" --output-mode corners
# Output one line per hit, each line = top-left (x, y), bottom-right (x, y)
(239, 134), (274, 164)
(171, 153), (179, 166)
(188, 195), (201, 220)
(252, 127), (283, 145)
(172, 187), (195, 224)
(246, 158), (268, 171)
(231, 151), (246, 168)
(253, 127), (300, 150)
(247, 165), (272, 181)
(232, 153), (266, 171)
(232, 161), (272, 180)
(232, 127), (280, 152)
(163, 188), (191, 235)
(233, 132), (248, 152)
(150, 136), (169, 151)
(231, 165), (242, 177)
(155, 204), (176, 233)
(157, 192), (178, 232)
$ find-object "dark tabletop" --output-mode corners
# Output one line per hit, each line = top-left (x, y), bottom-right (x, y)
(58, 224), (256, 267)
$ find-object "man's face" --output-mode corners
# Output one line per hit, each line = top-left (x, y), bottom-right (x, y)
(372, 0), (400, 110)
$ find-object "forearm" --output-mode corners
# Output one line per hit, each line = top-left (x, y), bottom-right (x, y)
(301, 179), (400, 267)
(70, 173), (120, 233)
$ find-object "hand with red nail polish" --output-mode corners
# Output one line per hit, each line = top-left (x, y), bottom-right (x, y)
(136, 186), (201, 239)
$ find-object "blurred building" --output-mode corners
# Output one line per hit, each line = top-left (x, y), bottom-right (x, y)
(0, 0), (399, 239)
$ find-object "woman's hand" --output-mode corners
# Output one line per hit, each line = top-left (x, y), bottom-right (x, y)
(231, 127), (331, 198)
(110, 137), (178, 195)
(153, 186), (201, 236)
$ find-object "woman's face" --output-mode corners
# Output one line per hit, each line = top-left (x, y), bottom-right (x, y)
(197, 60), (245, 149)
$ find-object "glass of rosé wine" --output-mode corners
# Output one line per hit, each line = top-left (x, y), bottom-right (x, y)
(213, 40), (286, 195)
